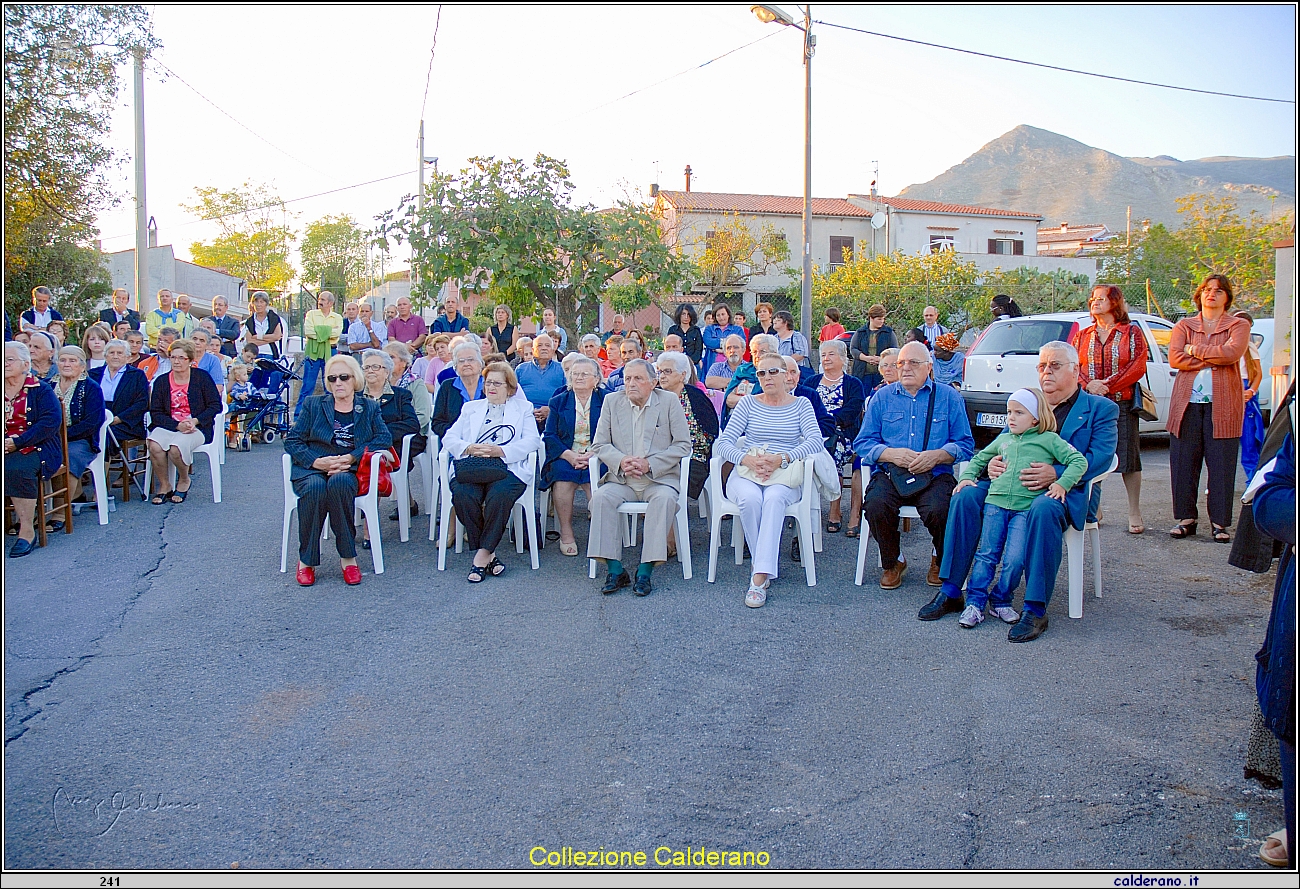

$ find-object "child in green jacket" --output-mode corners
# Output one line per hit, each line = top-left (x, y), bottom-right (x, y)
(952, 387), (1088, 628)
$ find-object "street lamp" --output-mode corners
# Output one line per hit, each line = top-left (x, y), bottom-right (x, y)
(751, 4), (814, 342)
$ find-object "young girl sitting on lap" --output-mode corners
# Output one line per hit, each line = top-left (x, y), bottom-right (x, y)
(954, 387), (1087, 629)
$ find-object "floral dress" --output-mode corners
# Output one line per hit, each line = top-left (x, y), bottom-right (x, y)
(817, 375), (853, 471)
(677, 389), (713, 462)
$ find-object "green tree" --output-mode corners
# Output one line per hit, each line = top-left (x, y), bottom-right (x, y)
(300, 214), (372, 298)
(4, 4), (158, 325)
(184, 182), (296, 292)
(691, 213), (791, 298)
(378, 155), (694, 333)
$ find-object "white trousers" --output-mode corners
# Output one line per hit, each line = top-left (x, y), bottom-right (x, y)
(727, 475), (801, 579)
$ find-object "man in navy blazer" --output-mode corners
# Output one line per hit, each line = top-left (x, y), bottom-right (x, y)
(928, 340), (1119, 642)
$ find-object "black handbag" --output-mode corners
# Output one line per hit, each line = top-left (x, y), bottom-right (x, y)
(885, 384), (937, 498)
(1130, 378), (1158, 422)
(453, 423), (516, 485)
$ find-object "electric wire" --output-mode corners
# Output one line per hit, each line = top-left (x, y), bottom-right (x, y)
(419, 5), (443, 121)
(814, 19), (1295, 105)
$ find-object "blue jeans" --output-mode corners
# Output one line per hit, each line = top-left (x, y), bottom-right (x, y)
(965, 502), (1028, 610)
(294, 349), (335, 417)
(940, 480), (1068, 609)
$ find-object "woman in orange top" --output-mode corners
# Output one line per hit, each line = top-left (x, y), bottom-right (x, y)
(1071, 284), (1149, 534)
(1167, 274), (1250, 543)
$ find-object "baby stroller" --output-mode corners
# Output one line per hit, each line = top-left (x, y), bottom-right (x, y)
(227, 357), (297, 450)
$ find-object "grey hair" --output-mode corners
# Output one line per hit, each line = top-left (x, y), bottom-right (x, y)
(461, 331), (483, 349)
(189, 328), (209, 343)
(383, 340), (413, 364)
(580, 333), (602, 348)
(654, 350), (691, 375)
(106, 338), (129, 352)
(452, 342), (484, 365)
(6, 340), (31, 367)
(879, 347), (900, 361)
(750, 333), (779, 354)
(319, 290), (336, 304)
(819, 338), (847, 359)
(532, 332), (554, 348)
(623, 358), (655, 381)
(1040, 341), (1080, 366)
(158, 326), (180, 339)
(59, 345), (87, 364)
(568, 356), (602, 383)
(724, 333), (746, 349)
(252, 291), (270, 304)
(362, 348), (395, 374)
(898, 341), (932, 364)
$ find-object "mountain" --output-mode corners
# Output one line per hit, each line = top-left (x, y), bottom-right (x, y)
(897, 125), (1295, 231)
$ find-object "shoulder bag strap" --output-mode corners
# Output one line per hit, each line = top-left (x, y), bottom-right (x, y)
(920, 382), (937, 451)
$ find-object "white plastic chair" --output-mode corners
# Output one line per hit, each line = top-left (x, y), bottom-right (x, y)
(390, 434), (417, 542)
(706, 451), (817, 587)
(534, 441), (552, 547)
(854, 462), (967, 586)
(1064, 453), (1119, 619)
(87, 411), (115, 525)
(436, 449), (540, 571)
(143, 405), (225, 503)
(585, 454), (693, 580)
(280, 450), (391, 574)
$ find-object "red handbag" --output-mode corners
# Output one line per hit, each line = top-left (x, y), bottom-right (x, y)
(356, 448), (396, 497)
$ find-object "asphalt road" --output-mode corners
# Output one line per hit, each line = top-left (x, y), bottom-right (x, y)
(4, 436), (1286, 871)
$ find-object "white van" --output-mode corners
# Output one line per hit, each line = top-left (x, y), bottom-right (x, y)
(960, 312), (1178, 444)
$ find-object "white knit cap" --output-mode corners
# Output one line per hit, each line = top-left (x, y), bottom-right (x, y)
(1007, 388), (1039, 421)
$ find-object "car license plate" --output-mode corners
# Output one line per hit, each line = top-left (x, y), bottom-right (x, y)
(976, 412), (1007, 428)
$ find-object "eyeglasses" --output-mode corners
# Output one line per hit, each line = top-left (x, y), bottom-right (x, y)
(569, 371), (594, 379)
(362, 364), (385, 372)
(483, 379), (506, 388)
(455, 358), (480, 366)
(326, 373), (352, 383)
(897, 359), (928, 369)
(655, 368), (679, 376)
(756, 367), (785, 377)
(1035, 362), (1072, 373)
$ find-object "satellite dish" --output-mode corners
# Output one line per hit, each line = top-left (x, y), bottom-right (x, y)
(870, 211), (887, 230)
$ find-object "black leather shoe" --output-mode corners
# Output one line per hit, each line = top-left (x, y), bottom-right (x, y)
(918, 589), (965, 621)
(601, 570), (631, 595)
(1008, 611), (1049, 643)
(634, 574), (652, 597)
(791, 537), (801, 563)
(9, 537), (36, 558)
(389, 502), (419, 521)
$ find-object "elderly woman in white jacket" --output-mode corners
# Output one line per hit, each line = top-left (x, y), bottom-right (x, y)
(442, 361), (542, 582)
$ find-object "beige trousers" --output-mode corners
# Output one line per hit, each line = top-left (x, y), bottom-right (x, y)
(587, 480), (678, 565)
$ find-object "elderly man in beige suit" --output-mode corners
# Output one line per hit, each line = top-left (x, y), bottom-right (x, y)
(589, 359), (691, 596)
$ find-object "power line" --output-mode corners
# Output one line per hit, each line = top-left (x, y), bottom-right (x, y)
(420, 5), (443, 121)
(814, 19), (1295, 105)
(98, 171), (411, 242)
(557, 29), (783, 124)
(151, 59), (340, 178)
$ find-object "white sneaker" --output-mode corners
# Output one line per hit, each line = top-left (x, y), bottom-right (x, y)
(745, 586), (767, 608)
(958, 604), (984, 628)
(990, 605), (1021, 624)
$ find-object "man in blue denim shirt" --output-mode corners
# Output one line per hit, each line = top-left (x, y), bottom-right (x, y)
(854, 341), (974, 590)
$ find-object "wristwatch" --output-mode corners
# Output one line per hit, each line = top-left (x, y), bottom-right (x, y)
(780, 453), (790, 470)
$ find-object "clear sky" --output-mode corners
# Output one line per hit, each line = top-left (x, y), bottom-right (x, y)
(94, 3), (1297, 274)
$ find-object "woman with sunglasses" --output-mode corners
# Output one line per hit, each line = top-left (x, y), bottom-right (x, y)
(284, 353), (392, 586)
(715, 353), (824, 608)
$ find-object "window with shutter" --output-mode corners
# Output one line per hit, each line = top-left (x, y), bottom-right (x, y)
(829, 236), (853, 267)
(988, 239), (997, 254)
(1013, 240), (1024, 255)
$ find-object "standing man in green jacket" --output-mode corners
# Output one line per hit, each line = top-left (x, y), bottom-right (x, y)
(295, 290), (343, 419)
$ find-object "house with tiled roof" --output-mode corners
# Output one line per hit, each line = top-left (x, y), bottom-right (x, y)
(652, 183), (1095, 316)
(1037, 222), (1118, 257)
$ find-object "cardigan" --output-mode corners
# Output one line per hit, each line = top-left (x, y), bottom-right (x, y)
(541, 386), (607, 489)
(443, 397), (542, 484)
(1168, 314), (1250, 439)
(90, 364), (149, 441)
(58, 377), (106, 453)
(1072, 321), (1148, 403)
(148, 368), (223, 444)
(8, 376), (63, 476)
(284, 393), (392, 483)
(808, 372), (866, 445)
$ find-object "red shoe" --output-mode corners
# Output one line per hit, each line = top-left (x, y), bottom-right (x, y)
(296, 565), (316, 586)
(342, 564), (362, 585)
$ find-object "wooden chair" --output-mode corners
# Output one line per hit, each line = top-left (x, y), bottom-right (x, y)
(34, 417), (75, 548)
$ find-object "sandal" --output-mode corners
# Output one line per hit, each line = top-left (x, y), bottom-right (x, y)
(1168, 521), (1197, 539)
(845, 525), (860, 539)
(745, 585), (767, 608)
(825, 520), (842, 534)
(1211, 524), (1230, 543)
(170, 485), (190, 504)
(545, 530), (561, 542)
(468, 564), (489, 583)
(1260, 828), (1288, 868)
(487, 556), (506, 576)
(151, 491), (172, 506)
(1127, 522), (1145, 535)
(559, 541), (579, 557)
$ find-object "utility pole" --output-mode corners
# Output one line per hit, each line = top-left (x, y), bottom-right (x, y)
(800, 4), (814, 342)
(132, 47), (148, 313)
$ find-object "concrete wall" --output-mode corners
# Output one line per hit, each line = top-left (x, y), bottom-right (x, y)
(961, 253), (1097, 279)
(883, 212), (1039, 257)
(107, 246), (248, 318)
